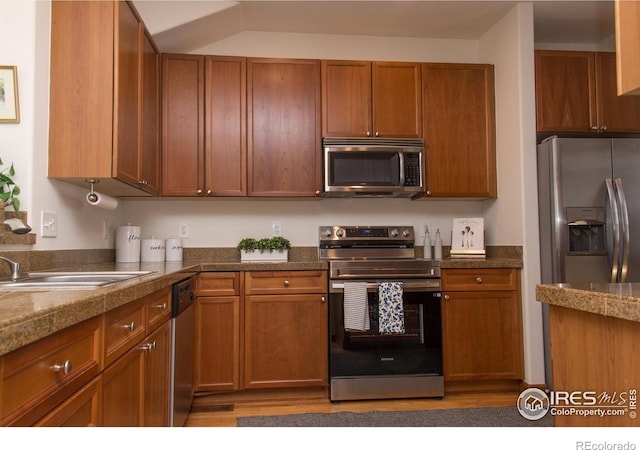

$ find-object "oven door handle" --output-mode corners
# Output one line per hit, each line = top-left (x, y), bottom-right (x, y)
(330, 280), (441, 293)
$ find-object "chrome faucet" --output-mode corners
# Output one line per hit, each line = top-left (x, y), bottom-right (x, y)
(0, 256), (21, 281)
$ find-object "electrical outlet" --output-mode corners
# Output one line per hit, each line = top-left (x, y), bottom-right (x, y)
(272, 221), (282, 237)
(41, 211), (58, 238)
(179, 224), (189, 239)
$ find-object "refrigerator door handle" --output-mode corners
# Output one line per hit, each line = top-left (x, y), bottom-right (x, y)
(615, 178), (630, 282)
(605, 178), (621, 282)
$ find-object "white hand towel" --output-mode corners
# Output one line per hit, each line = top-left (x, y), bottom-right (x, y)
(378, 281), (405, 334)
(343, 282), (370, 331)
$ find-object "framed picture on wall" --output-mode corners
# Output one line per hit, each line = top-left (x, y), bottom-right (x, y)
(451, 217), (486, 258)
(0, 66), (20, 123)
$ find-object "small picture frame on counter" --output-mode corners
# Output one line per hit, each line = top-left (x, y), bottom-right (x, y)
(450, 218), (486, 258)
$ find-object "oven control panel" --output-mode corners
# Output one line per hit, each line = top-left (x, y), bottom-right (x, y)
(319, 225), (414, 243)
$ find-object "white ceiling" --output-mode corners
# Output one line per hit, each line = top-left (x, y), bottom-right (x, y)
(132, 0), (616, 53)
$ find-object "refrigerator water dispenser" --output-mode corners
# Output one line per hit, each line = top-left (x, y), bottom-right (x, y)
(566, 207), (606, 255)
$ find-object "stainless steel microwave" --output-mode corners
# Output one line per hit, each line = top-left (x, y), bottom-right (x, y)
(323, 138), (424, 198)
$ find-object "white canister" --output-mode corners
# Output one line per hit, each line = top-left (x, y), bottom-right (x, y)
(141, 238), (165, 262)
(116, 225), (141, 263)
(165, 237), (183, 262)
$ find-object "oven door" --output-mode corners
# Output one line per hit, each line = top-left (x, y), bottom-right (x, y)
(329, 280), (442, 379)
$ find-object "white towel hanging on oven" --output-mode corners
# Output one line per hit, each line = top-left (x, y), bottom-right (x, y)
(378, 281), (405, 334)
(343, 282), (370, 331)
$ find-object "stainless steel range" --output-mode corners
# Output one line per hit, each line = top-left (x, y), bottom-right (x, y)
(319, 225), (444, 401)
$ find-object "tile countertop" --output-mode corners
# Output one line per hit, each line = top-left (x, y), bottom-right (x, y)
(536, 283), (640, 324)
(0, 256), (521, 357)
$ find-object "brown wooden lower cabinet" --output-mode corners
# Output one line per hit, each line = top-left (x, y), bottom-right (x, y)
(195, 271), (328, 393)
(0, 287), (172, 427)
(35, 377), (102, 427)
(441, 268), (523, 382)
(101, 341), (144, 426)
(244, 293), (328, 389)
(549, 305), (639, 427)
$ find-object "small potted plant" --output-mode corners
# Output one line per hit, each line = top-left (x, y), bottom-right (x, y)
(0, 158), (21, 212)
(237, 236), (291, 262)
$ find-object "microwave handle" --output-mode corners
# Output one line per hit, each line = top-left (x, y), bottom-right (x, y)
(399, 152), (405, 187)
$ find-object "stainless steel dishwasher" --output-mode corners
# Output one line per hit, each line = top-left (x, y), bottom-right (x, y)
(169, 276), (195, 427)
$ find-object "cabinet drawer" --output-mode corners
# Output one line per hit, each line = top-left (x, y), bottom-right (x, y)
(146, 287), (171, 332)
(441, 268), (518, 291)
(197, 272), (240, 297)
(0, 316), (102, 426)
(244, 271), (327, 295)
(104, 298), (146, 367)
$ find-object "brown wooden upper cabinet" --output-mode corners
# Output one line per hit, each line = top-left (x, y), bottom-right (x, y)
(321, 60), (422, 138)
(49, 1), (160, 196)
(161, 54), (205, 197)
(162, 55), (247, 197)
(421, 63), (497, 198)
(535, 50), (640, 133)
(247, 58), (322, 197)
(614, 0), (640, 95)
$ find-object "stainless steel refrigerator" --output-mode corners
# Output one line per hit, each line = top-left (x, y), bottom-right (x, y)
(537, 135), (640, 385)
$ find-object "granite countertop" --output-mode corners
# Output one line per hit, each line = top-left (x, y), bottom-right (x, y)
(536, 283), (640, 323)
(0, 259), (328, 357)
(0, 254), (521, 357)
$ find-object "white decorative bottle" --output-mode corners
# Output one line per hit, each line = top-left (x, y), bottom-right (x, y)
(434, 229), (443, 260)
(423, 229), (432, 260)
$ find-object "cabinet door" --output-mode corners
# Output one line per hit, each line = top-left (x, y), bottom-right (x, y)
(441, 290), (523, 381)
(596, 52), (640, 133)
(422, 63), (496, 198)
(615, 0), (640, 95)
(48, 1), (114, 180)
(113, 1), (141, 187)
(162, 53), (205, 196)
(35, 377), (101, 427)
(321, 60), (372, 137)
(140, 29), (161, 194)
(247, 58), (322, 197)
(372, 61), (422, 138)
(205, 56), (247, 196)
(143, 321), (170, 427)
(195, 296), (241, 391)
(535, 50), (596, 133)
(244, 294), (327, 389)
(101, 345), (144, 426)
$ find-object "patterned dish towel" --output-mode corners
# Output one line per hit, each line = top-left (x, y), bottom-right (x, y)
(343, 282), (370, 331)
(378, 281), (405, 334)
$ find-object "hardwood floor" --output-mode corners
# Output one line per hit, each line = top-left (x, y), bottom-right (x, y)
(185, 387), (521, 427)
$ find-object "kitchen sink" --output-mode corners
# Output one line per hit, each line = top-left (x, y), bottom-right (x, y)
(0, 271), (154, 290)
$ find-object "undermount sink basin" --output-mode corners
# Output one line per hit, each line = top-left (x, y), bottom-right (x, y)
(0, 271), (154, 290)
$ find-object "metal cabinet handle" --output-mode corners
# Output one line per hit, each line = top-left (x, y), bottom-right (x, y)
(601, 125), (607, 131)
(476, 277), (483, 284)
(321, 296), (326, 303)
(207, 189), (212, 196)
(140, 341), (156, 352)
(52, 360), (72, 375)
(375, 131), (380, 137)
(152, 302), (167, 310)
(122, 321), (136, 331)
(443, 294), (450, 301)
(196, 189), (203, 195)
(591, 126), (598, 131)
(283, 280), (290, 287)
